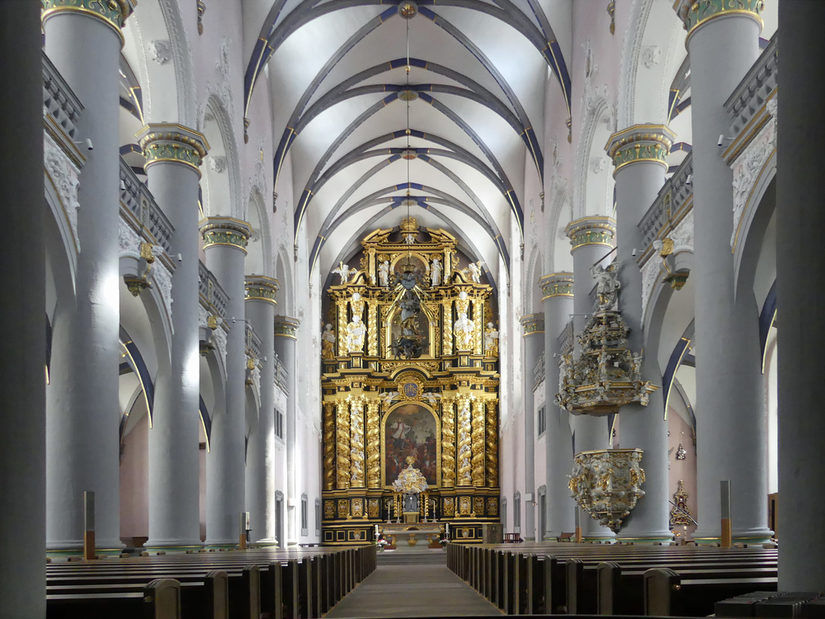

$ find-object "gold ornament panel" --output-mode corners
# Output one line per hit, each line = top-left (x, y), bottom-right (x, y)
(321, 220), (500, 545)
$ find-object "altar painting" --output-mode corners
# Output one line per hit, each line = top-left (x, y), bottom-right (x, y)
(385, 404), (437, 485)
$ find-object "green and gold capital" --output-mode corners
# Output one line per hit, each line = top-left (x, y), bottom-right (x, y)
(606, 124), (675, 175)
(244, 275), (280, 305)
(200, 217), (251, 253)
(137, 123), (210, 176)
(520, 313), (545, 337)
(540, 272), (574, 300)
(674, 0), (763, 39)
(42, 0), (135, 38)
(274, 316), (300, 339)
(565, 216), (616, 251)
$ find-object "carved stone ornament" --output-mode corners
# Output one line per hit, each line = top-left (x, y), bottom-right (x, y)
(731, 118), (775, 248)
(147, 40), (172, 65)
(568, 448), (646, 533)
(641, 45), (662, 69)
(44, 134), (80, 246)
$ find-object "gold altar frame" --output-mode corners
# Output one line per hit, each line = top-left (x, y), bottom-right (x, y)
(380, 400), (441, 489)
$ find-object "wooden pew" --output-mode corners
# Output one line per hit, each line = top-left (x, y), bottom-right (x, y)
(48, 578), (182, 619)
(644, 567), (778, 616)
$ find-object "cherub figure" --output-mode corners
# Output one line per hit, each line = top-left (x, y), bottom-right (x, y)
(332, 261), (356, 284)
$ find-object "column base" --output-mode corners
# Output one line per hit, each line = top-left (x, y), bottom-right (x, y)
(47, 537), (124, 559)
(251, 538), (281, 548)
(143, 540), (203, 554)
(692, 526), (773, 545)
(582, 535), (615, 543)
(615, 532), (675, 544)
(201, 541), (238, 552)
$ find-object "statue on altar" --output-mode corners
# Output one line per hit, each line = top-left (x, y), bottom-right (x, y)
(392, 456), (428, 495)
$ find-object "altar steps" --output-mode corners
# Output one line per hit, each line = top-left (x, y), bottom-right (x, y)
(377, 550), (447, 566)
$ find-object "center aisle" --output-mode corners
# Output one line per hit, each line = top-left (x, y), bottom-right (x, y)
(326, 551), (502, 618)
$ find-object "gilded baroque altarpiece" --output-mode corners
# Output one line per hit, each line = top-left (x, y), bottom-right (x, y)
(321, 218), (500, 545)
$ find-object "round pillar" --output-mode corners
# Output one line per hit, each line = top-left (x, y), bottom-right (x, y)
(137, 124), (209, 549)
(0, 2), (45, 613)
(43, 0), (132, 552)
(777, 1), (825, 591)
(565, 216), (616, 540)
(274, 315), (300, 543)
(606, 125), (674, 541)
(675, 0), (771, 543)
(202, 218), (251, 546)
(520, 313), (545, 541)
(244, 276), (279, 544)
(540, 273), (576, 539)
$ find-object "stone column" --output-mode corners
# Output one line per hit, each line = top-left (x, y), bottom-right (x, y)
(520, 313), (544, 541)
(1, 2), (45, 613)
(202, 218), (250, 546)
(777, 1), (825, 591)
(136, 124), (208, 550)
(243, 276), (279, 544)
(540, 273), (576, 539)
(274, 315), (300, 543)
(43, 0), (132, 552)
(606, 125), (674, 542)
(565, 216), (616, 540)
(674, 0), (771, 543)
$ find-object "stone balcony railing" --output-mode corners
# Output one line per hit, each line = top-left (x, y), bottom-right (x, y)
(119, 157), (174, 254)
(637, 152), (693, 266)
(246, 323), (262, 360)
(199, 260), (229, 321)
(725, 33), (777, 139)
(533, 354), (545, 392)
(42, 52), (82, 143)
(274, 357), (289, 394)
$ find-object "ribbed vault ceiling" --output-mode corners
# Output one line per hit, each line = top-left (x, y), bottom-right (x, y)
(243, 0), (571, 284)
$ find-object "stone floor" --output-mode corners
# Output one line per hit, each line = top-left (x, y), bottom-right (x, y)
(325, 552), (502, 617)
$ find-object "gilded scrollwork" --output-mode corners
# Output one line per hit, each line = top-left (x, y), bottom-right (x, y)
(349, 397), (365, 488)
(367, 300), (378, 356)
(366, 398), (381, 488)
(336, 400), (350, 489)
(323, 403), (336, 490)
(471, 399), (486, 486)
(441, 399), (456, 487)
(485, 400), (499, 487)
(457, 397), (473, 486)
(442, 300), (453, 355)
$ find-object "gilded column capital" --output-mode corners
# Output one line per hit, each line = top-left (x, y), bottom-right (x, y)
(137, 123), (209, 176)
(244, 275), (279, 305)
(605, 124), (675, 175)
(200, 217), (251, 253)
(274, 315), (300, 339)
(42, 0), (136, 39)
(540, 272), (574, 300)
(673, 0), (763, 39)
(520, 313), (545, 337)
(565, 216), (616, 251)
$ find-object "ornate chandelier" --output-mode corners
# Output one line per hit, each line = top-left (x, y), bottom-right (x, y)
(568, 448), (646, 533)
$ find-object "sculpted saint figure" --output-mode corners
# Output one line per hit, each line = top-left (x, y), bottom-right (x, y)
(378, 260), (390, 287)
(430, 257), (442, 287)
(321, 323), (336, 359)
(484, 321), (499, 356)
(454, 312), (475, 351)
(345, 314), (366, 353)
(591, 262), (620, 311)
